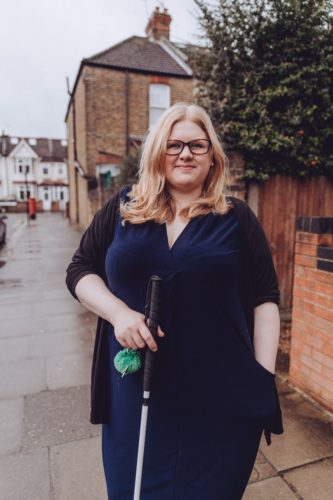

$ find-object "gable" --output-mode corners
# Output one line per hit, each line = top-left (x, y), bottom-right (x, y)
(9, 139), (39, 159)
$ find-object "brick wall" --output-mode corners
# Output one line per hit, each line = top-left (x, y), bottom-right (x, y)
(289, 216), (333, 412)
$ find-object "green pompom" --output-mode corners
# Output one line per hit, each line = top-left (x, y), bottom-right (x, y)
(114, 348), (142, 376)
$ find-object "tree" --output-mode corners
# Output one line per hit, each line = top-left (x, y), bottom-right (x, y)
(191, 0), (333, 179)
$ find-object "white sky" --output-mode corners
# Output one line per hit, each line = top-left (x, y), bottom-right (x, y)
(0, 0), (205, 139)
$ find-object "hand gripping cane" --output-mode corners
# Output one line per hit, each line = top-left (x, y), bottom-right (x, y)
(133, 275), (162, 500)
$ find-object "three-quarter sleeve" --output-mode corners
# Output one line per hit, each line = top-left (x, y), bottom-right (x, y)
(245, 205), (280, 307)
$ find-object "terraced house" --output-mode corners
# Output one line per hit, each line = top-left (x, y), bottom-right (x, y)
(0, 134), (68, 212)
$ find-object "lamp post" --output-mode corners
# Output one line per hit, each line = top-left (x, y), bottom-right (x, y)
(25, 165), (30, 226)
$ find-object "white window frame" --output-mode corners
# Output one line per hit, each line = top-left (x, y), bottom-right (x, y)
(149, 84), (170, 128)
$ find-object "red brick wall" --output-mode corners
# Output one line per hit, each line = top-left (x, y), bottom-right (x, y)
(289, 219), (333, 412)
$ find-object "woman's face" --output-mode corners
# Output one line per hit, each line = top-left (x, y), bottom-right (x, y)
(163, 120), (213, 194)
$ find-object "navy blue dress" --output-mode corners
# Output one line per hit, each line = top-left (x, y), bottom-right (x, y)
(102, 203), (277, 499)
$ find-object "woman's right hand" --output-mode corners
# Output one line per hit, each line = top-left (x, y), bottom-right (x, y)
(112, 305), (165, 351)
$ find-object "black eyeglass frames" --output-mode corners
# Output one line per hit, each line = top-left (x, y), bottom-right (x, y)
(165, 139), (212, 156)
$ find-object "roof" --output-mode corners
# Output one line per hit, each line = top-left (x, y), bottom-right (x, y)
(65, 36), (193, 121)
(0, 136), (67, 161)
(85, 36), (193, 77)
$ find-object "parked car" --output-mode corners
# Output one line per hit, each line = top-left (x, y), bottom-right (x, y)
(0, 214), (7, 245)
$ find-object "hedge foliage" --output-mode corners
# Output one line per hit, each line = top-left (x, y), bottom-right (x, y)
(191, 0), (333, 179)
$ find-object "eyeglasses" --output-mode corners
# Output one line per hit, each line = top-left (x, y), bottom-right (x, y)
(165, 139), (211, 156)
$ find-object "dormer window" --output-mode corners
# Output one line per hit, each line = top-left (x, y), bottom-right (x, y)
(149, 84), (170, 128)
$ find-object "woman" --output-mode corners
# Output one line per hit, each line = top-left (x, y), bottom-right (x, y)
(66, 103), (283, 499)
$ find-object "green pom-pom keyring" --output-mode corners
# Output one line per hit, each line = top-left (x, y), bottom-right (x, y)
(114, 348), (142, 377)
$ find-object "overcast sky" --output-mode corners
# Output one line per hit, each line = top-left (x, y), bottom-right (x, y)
(0, 0), (205, 140)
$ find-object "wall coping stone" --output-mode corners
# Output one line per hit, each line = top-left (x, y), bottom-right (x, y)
(296, 216), (333, 234)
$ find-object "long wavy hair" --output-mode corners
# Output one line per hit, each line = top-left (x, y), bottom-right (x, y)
(120, 103), (230, 224)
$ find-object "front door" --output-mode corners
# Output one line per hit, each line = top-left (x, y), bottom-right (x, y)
(42, 187), (51, 211)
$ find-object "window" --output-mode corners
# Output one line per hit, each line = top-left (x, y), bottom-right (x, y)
(15, 159), (31, 174)
(20, 189), (25, 200)
(43, 167), (49, 175)
(60, 191), (64, 201)
(149, 84), (170, 128)
(58, 167), (63, 176)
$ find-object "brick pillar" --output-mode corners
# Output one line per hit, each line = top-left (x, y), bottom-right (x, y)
(290, 217), (333, 412)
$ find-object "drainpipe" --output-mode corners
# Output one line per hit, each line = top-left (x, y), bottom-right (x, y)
(67, 78), (79, 223)
(125, 71), (130, 156)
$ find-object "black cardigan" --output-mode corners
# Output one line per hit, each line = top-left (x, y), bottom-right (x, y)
(66, 189), (284, 445)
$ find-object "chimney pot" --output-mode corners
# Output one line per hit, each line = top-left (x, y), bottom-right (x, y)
(145, 6), (172, 41)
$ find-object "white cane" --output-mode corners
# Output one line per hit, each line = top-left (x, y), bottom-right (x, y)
(133, 276), (162, 500)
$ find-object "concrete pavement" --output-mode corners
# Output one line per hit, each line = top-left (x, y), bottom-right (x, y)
(0, 213), (332, 499)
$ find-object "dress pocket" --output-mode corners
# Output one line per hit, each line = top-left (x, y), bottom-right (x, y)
(224, 348), (278, 420)
(252, 357), (276, 378)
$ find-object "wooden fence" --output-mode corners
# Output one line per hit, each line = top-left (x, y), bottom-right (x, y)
(256, 175), (333, 312)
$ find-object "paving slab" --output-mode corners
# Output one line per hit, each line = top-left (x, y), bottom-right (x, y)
(50, 436), (107, 500)
(0, 447), (50, 500)
(46, 352), (92, 390)
(43, 288), (75, 301)
(0, 290), (43, 304)
(0, 398), (24, 456)
(283, 457), (333, 500)
(0, 358), (46, 398)
(29, 329), (92, 358)
(0, 336), (31, 363)
(0, 329), (91, 363)
(249, 450), (277, 483)
(32, 298), (83, 316)
(259, 390), (333, 470)
(243, 476), (298, 499)
(23, 386), (100, 450)
(45, 310), (96, 334)
(0, 315), (46, 339)
(0, 302), (33, 320)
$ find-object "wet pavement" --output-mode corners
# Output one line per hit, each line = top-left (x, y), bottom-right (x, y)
(0, 213), (332, 499)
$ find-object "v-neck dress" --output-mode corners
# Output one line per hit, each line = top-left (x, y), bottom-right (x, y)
(102, 195), (277, 500)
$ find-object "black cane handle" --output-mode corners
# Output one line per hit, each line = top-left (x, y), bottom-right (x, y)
(143, 276), (162, 393)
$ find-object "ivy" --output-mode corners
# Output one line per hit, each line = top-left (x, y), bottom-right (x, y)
(191, 0), (333, 179)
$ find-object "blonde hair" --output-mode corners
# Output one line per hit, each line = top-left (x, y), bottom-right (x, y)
(120, 102), (230, 224)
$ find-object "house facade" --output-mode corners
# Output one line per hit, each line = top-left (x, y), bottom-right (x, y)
(65, 7), (195, 228)
(0, 135), (68, 211)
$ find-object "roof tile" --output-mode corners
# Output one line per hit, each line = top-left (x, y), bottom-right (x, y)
(86, 36), (191, 77)
(0, 136), (67, 161)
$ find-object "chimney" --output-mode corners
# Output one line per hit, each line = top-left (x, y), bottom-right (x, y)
(145, 6), (172, 41)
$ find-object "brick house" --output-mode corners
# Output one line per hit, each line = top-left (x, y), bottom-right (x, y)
(0, 134), (68, 212)
(65, 7), (195, 228)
